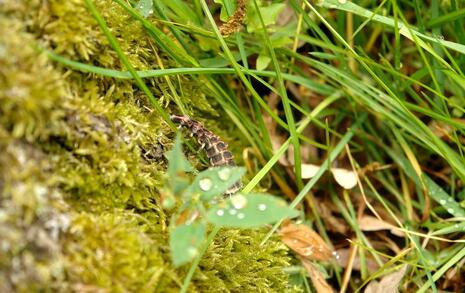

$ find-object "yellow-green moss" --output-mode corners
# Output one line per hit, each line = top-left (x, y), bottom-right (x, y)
(64, 212), (178, 293)
(195, 228), (300, 292)
(0, 1), (298, 292)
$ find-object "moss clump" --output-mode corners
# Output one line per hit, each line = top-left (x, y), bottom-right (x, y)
(195, 228), (300, 292)
(0, 17), (66, 143)
(64, 212), (179, 292)
(0, 16), (70, 292)
(0, 1), (299, 292)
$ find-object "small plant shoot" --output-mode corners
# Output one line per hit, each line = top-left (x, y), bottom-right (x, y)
(165, 133), (299, 266)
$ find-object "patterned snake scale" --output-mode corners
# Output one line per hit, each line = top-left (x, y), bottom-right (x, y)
(170, 114), (242, 196)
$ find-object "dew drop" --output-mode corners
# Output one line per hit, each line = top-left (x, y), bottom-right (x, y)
(338, 0), (347, 4)
(440, 199), (446, 205)
(447, 208), (454, 214)
(187, 247), (198, 257)
(332, 251), (340, 260)
(454, 224), (459, 229)
(199, 178), (213, 191)
(231, 194), (247, 209)
(218, 168), (231, 181)
(149, 9), (153, 14)
(237, 213), (245, 219)
(216, 209), (224, 216)
(258, 204), (267, 211)
(228, 209), (237, 215)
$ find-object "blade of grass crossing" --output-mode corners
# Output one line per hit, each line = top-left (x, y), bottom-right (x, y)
(83, 0), (173, 128)
(260, 112), (364, 245)
(251, 0), (303, 190)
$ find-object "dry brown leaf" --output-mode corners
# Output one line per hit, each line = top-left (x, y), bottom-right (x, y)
(301, 258), (335, 293)
(358, 215), (405, 237)
(317, 200), (349, 234)
(280, 223), (333, 261)
(330, 167), (358, 189)
(335, 248), (380, 274)
(364, 265), (408, 293)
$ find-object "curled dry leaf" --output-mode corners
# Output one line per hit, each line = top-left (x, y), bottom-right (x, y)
(358, 215), (405, 237)
(301, 163), (320, 179)
(364, 265), (408, 293)
(330, 167), (358, 190)
(301, 258), (335, 293)
(301, 164), (358, 190)
(280, 223), (333, 261)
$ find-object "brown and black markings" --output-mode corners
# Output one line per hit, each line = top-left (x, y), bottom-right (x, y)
(170, 114), (242, 196)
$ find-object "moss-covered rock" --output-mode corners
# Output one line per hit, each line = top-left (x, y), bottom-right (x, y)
(0, 1), (298, 292)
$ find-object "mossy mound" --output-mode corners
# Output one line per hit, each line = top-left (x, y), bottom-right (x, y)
(0, 1), (298, 292)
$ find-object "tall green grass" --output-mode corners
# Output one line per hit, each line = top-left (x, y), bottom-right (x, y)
(50, 0), (465, 291)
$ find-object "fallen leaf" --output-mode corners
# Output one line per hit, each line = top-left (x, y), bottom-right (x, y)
(301, 258), (335, 293)
(364, 265), (408, 293)
(331, 167), (358, 189)
(358, 215), (404, 237)
(280, 223), (333, 261)
(317, 200), (349, 234)
(301, 163), (320, 179)
(335, 248), (380, 273)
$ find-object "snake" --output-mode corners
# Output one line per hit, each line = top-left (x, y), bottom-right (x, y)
(170, 114), (242, 196)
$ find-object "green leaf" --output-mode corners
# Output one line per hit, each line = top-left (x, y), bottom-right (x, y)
(256, 53), (271, 71)
(186, 166), (245, 201)
(166, 133), (193, 196)
(213, 0), (236, 21)
(135, 0), (153, 18)
(423, 176), (465, 217)
(247, 3), (286, 32)
(207, 193), (299, 228)
(160, 0), (201, 25)
(170, 222), (206, 267)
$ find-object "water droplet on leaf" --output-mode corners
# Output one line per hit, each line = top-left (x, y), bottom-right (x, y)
(258, 204), (267, 211)
(237, 213), (245, 219)
(199, 178), (213, 191)
(231, 194), (247, 209)
(218, 168), (231, 181)
(216, 209), (224, 216)
(187, 247), (198, 257)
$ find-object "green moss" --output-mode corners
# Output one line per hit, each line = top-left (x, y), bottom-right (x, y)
(0, 17), (66, 142)
(64, 211), (179, 293)
(0, 1), (298, 292)
(194, 228), (300, 293)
